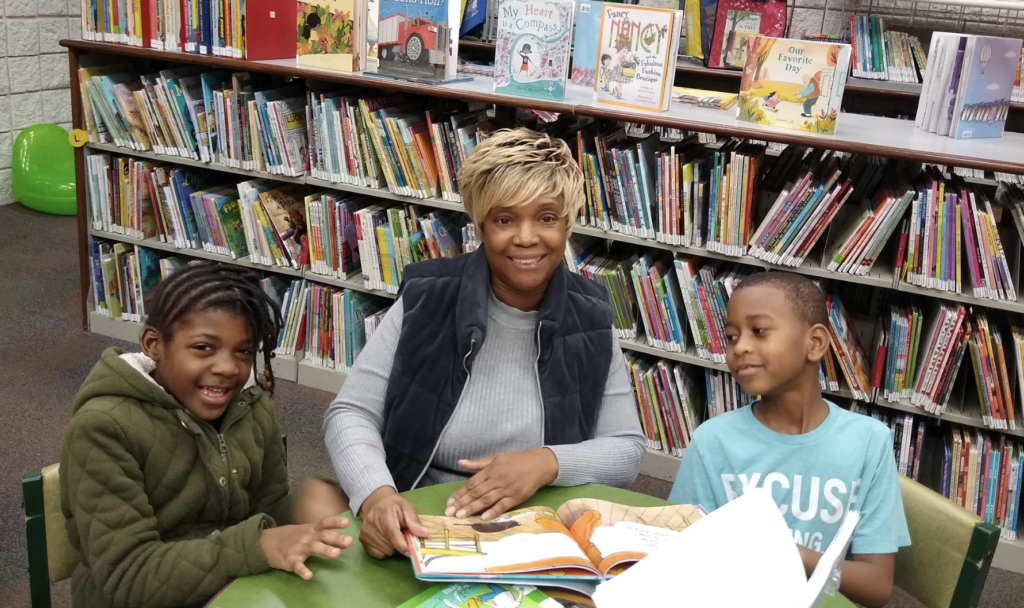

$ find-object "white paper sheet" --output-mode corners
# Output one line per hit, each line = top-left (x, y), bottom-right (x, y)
(592, 489), (809, 608)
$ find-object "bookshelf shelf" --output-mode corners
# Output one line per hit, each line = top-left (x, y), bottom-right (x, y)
(64, 40), (1024, 174)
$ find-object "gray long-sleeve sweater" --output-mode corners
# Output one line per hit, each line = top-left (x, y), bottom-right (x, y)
(323, 289), (647, 515)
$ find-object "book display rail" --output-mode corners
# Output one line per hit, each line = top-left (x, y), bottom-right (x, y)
(62, 38), (1024, 573)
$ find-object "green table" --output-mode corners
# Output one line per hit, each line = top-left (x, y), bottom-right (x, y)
(208, 482), (856, 608)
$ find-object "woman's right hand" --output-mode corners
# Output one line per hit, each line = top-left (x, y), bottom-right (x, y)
(359, 487), (429, 559)
(259, 515), (352, 580)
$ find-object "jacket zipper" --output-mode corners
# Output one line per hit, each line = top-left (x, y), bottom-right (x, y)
(181, 399), (251, 519)
(534, 321), (546, 445)
(410, 339), (475, 490)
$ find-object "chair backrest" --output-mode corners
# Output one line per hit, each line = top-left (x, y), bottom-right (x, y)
(894, 476), (1000, 608)
(23, 464), (78, 608)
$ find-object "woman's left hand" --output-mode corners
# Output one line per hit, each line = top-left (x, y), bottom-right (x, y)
(446, 448), (559, 520)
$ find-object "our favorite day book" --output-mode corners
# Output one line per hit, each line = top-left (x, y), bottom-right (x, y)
(737, 36), (852, 135)
(406, 498), (703, 596)
(593, 4), (684, 112)
(493, 0), (575, 101)
(297, 0), (367, 71)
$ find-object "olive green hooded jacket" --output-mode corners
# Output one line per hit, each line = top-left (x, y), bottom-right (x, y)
(60, 347), (291, 608)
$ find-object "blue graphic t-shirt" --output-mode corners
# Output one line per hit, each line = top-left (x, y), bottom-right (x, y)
(668, 400), (911, 554)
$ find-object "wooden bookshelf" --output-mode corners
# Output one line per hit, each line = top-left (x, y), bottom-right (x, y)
(65, 39), (1024, 573)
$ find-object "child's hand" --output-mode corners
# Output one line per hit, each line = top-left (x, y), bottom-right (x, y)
(259, 516), (352, 580)
(293, 478), (349, 525)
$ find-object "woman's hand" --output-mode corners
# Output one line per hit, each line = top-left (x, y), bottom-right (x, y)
(359, 487), (430, 559)
(446, 448), (559, 520)
(292, 478), (349, 525)
(259, 516), (352, 580)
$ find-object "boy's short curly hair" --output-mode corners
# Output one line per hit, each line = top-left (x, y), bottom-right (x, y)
(734, 271), (829, 328)
(457, 128), (583, 233)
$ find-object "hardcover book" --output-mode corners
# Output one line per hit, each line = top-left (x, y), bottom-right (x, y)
(570, 0), (603, 87)
(297, 0), (366, 71)
(376, 0), (459, 79)
(593, 4), (683, 112)
(493, 0), (575, 101)
(737, 36), (852, 135)
(407, 498), (703, 596)
(951, 36), (1023, 139)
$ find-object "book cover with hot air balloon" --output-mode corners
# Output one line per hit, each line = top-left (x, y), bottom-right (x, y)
(951, 36), (1023, 139)
(737, 36), (852, 135)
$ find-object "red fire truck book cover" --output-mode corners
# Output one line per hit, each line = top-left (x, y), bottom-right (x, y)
(376, 0), (456, 79)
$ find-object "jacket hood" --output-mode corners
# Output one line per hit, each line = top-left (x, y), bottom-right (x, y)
(73, 347), (259, 415)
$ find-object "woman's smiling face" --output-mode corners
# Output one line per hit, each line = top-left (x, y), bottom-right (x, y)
(481, 195), (568, 310)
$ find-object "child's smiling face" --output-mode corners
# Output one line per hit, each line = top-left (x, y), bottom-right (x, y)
(144, 308), (254, 422)
(724, 284), (823, 397)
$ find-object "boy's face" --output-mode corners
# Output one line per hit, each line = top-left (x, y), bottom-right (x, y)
(142, 308), (254, 422)
(724, 285), (827, 397)
(481, 195), (567, 303)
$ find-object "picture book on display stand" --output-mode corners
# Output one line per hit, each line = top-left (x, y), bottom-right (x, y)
(297, 0), (367, 71)
(706, 0), (787, 69)
(593, 4), (684, 112)
(493, 0), (575, 101)
(737, 36), (852, 135)
(372, 0), (463, 82)
(571, 0), (605, 87)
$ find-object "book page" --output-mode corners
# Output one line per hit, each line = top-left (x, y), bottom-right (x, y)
(409, 507), (598, 578)
(554, 499), (703, 575)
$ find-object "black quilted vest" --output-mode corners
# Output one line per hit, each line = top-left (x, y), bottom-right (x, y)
(382, 247), (614, 491)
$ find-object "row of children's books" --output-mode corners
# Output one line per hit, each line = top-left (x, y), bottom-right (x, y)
(851, 403), (1023, 540)
(300, 282), (390, 371)
(916, 33), (1023, 140)
(848, 15), (926, 83)
(89, 240), (185, 320)
(899, 170), (1017, 303)
(627, 354), (754, 457)
(86, 151), (478, 292)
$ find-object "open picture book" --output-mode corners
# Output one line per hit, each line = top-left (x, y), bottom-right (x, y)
(405, 498), (704, 596)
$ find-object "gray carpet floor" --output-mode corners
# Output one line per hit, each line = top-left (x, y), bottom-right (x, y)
(0, 202), (1022, 608)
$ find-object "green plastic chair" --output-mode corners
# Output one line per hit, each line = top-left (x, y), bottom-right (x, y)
(12, 124), (77, 216)
(22, 464), (78, 608)
(895, 476), (1000, 608)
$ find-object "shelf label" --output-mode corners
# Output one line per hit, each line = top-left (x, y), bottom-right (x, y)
(69, 129), (88, 148)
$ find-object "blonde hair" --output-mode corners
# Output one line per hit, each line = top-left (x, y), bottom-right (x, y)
(457, 128), (583, 233)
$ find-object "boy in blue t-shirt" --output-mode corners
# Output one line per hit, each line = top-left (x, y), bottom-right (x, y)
(669, 272), (910, 608)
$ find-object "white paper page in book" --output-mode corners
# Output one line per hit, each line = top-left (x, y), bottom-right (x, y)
(591, 489), (807, 608)
(493, 0), (575, 101)
(593, 4), (678, 112)
(803, 512), (860, 608)
(410, 507), (597, 576)
(554, 499), (704, 575)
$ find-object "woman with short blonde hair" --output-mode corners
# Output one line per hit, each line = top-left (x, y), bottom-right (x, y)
(324, 128), (645, 559)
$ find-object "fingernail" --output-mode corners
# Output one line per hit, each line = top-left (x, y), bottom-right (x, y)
(445, 507), (455, 516)
(482, 512), (492, 520)
(456, 510), (466, 518)
(332, 548), (340, 556)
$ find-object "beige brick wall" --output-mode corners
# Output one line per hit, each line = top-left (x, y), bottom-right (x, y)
(0, 0), (81, 205)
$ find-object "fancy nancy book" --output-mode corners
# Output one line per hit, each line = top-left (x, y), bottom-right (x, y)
(737, 36), (852, 135)
(493, 0), (576, 101)
(406, 498), (703, 596)
(297, 0), (367, 72)
(593, 4), (684, 112)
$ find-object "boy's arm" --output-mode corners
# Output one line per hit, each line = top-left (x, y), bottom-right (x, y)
(799, 427), (910, 608)
(797, 548), (895, 608)
(248, 396), (293, 526)
(61, 410), (272, 608)
(667, 433), (719, 509)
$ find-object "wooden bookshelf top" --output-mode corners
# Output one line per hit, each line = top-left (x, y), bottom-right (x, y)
(62, 39), (1024, 174)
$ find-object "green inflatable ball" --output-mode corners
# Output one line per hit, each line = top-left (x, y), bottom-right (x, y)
(12, 123), (77, 216)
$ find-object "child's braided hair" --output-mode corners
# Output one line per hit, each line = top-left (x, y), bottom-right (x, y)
(144, 261), (284, 393)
